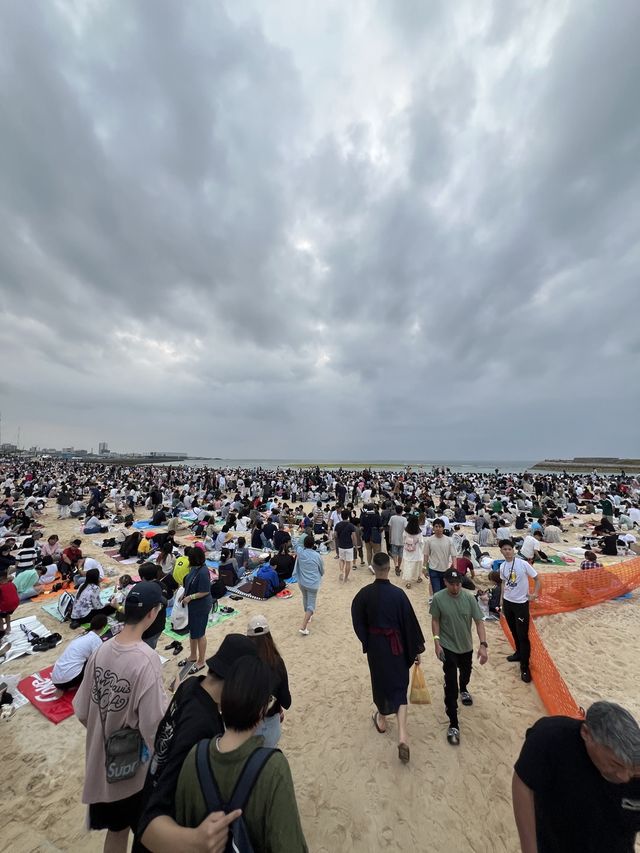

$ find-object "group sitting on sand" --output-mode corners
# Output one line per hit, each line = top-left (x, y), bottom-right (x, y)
(1, 459), (640, 851)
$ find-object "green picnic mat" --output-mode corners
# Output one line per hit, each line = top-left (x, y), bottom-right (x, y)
(547, 555), (567, 565)
(162, 609), (238, 642)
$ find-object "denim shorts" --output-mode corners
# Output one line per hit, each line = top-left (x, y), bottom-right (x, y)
(390, 544), (404, 557)
(299, 585), (318, 612)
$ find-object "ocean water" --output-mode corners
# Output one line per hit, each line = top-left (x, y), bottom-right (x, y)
(180, 459), (537, 474)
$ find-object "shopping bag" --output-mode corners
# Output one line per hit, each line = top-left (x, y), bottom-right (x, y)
(409, 663), (431, 704)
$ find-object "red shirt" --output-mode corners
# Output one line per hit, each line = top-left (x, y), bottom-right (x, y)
(455, 557), (474, 576)
(0, 580), (19, 613)
(63, 546), (82, 564)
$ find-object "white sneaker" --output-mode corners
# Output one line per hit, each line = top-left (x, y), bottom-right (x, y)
(368, 564), (375, 575)
(298, 628), (310, 636)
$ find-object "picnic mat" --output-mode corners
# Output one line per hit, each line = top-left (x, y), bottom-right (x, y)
(29, 579), (66, 604)
(0, 673), (29, 711)
(42, 587), (115, 624)
(547, 555), (568, 565)
(18, 666), (77, 724)
(4, 616), (49, 662)
(162, 609), (239, 642)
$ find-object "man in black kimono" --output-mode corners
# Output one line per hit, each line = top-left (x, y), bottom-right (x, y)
(351, 551), (425, 763)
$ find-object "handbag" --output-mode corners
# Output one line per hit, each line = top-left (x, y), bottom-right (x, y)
(409, 663), (431, 705)
(94, 659), (143, 783)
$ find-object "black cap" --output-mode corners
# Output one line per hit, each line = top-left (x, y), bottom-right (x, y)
(123, 581), (165, 617)
(444, 569), (464, 583)
(206, 633), (258, 678)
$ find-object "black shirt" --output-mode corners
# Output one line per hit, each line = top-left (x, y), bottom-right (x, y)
(270, 552), (296, 582)
(514, 716), (640, 852)
(134, 675), (223, 851)
(141, 580), (167, 641)
(334, 520), (356, 549)
(273, 529), (291, 551)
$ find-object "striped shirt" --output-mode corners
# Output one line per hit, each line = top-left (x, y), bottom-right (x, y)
(15, 547), (38, 573)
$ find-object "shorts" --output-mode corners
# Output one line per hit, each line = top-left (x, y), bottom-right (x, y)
(89, 789), (144, 832)
(299, 585), (318, 613)
(390, 544), (403, 558)
(188, 600), (212, 640)
(338, 547), (354, 561)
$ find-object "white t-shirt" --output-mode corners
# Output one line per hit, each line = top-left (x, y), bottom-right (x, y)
(51, 631), (103, 684)
(500, 557), (538, 604)
(519, 535), (541, 560)
(83, 557), (104, 579)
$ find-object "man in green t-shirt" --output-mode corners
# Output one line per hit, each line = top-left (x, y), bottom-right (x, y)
(12, 566), (45, 601)
(430, 569), (488, 746)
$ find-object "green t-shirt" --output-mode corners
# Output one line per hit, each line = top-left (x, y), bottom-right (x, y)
(429, 589), (483, 654)
(13, 568), (39, 594)
(176, 735), (308, 853)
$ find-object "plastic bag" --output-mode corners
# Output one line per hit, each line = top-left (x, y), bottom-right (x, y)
(409, 663), (431, 705)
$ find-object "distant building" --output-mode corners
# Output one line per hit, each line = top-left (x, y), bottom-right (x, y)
(98, 442), (109, 455)
(0, 443), (17, 452)
(62, 447), (74, 453)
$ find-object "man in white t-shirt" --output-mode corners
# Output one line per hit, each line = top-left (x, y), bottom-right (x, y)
(519, 531), (551, 564)
(75, 557), (105, 587)
(52, 614), (107, 697)
(499, 539), (542, 684)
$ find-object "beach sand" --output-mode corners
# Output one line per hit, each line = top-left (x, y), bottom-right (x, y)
(2, 505), (639, 852)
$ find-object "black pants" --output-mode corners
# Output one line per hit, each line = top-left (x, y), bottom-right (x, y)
(503, 599), (531, 669)
(442, 648), (472, 728)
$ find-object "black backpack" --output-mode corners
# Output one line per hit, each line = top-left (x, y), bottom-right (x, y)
(195, 739), (277, 853)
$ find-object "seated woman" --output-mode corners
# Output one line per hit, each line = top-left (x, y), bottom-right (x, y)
(270, 543), (296, 583)
(51, 614), (107, 697)
(174, 656), (307, 851)
(580, 550), (603, 570)
(218, 548), (241, 585)
(69, 568), (115, 629)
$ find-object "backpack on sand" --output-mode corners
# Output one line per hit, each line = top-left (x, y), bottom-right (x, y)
(195, 739), (278, 853)
(57, 591), (75, 622)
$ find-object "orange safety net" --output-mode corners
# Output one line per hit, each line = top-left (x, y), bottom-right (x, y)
(530, 557), (640, 617)
(501, 614), (583, 718)
(500, 557), (640, 719)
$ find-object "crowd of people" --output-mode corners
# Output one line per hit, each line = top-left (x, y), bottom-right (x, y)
(1, 457), (639, 852)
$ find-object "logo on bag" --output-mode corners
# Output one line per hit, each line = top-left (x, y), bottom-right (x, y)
(31, 673), (59, 703)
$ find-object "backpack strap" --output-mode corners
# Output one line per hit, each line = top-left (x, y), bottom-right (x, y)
(227, 747), (279, 812)
(195, 739), (224, 814)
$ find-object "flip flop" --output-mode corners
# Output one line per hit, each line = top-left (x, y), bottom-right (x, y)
(189, 664), (205, 674)
(372, 712), (386, 734)
(172, 643), (183, 656)
(398, 742), (410, 762)
(178, 658), (196, 668)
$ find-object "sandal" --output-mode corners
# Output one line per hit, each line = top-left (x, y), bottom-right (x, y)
(172, 643), (183, 656)
(398, 742), (410, 762)
(189, 664), (205, 674)
(405, 583), (411, 589)
(372, 712), (386, 734)
(178, 658), (196, 668)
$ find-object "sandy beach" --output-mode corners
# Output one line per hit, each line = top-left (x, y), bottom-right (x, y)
(2, 502), (639, 853)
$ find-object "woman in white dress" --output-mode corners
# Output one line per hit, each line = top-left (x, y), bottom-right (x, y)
(401, 515), (424, 589)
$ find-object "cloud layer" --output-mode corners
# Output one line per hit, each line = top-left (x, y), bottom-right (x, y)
(1, 0), (638, 459)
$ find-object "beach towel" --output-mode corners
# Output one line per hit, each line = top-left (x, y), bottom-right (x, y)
(28, 580), (66, 604)
(162, 609), (238, 643)
(18, 666), (77, 724)
(547, 555), (568, 565)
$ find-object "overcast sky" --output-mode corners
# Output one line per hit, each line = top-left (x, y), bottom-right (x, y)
(1, 1), (638, 461)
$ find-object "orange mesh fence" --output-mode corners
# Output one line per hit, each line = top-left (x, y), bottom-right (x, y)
(501, 614), (583, 718)
(500, 557), (640, 719)
(530, 557), (640, 616)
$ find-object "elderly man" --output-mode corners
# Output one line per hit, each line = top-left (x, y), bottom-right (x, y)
(512, 701), (640, 852)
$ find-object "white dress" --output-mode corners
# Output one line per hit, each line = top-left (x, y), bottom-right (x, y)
(401, 532), (424, 582)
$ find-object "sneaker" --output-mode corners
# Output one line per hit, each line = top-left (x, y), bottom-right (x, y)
(368, 564), (375, 575)
(521, 670), (532, 683)
(507, 653), (521, 663)
(298, 628), (310, 636)
(460, 691), (473, 706)
(447, 726), (460, 745)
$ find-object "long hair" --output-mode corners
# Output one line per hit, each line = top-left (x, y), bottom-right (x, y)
(77, 568), (100, 598)
(250, 632), (285, 675)
(405, 515), (420, 535)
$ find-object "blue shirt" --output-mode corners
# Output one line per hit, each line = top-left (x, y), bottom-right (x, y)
(293, 536), (324, 589)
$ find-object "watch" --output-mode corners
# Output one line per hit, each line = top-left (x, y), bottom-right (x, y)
(480, 641), (488, 648)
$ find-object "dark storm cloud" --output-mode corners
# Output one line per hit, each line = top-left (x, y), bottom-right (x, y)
(0, 0), (638, 459)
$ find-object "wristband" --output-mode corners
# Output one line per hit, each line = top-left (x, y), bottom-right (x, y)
(433, 635), (440, 640)
(480, 641), (488, 648)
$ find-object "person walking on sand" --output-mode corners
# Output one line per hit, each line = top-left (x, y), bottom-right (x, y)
(388, 505), (407, 576)
(401, 514), (425, 589)
(430, 569), (488, 746)
(292, 534), (324, 635)
(512, 701), (640, 853)
(424, 519), (457, 596)
(351, 552), (425, 763)
(499, 539), (542, 685)
(73, 582), (168, 853)
(334, 509), (358, 582)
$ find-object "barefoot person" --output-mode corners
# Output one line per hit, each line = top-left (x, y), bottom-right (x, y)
(430, 569), (488, 746)
(498, 539), (542, 685)
(512, 701), (640, 853)
(351, 551), (425, 763)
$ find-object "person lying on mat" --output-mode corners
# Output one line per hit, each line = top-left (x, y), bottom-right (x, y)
(51, 614), (108, 698)
(12, 564), (48, 601)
